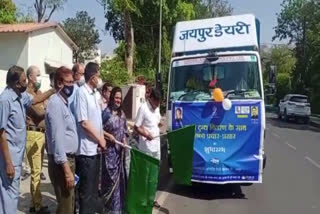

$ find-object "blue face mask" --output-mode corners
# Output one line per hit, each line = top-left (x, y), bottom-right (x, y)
(62, 85), (74, 97)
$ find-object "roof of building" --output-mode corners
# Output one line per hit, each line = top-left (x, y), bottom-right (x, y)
(0, 22), (78, 50)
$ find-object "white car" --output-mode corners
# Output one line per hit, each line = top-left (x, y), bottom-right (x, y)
(278, 94), (311, 123)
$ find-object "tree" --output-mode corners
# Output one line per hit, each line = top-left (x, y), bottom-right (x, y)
(16, 6), (35, 23)
(270, 45), (296, 75)
(100, 43), (130, 86)
(198, 0), (233, 18)
(102, 0), (144, 76)
(101, 0), (233, 97)
(273, 0), (320, 112)
(33, 0), (66, 23)
(276, 73), (291, 102)
(273, 0), (318, 88)
(62, 11), (101, 63)
(0, 0), (17, 24)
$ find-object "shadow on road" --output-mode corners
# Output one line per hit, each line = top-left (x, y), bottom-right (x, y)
(18, 193), (56, 213)
(155, 206), (170, 214)
(158, 136), (247, 201)
(267, 117), (320, 133)
(166, 182), (247, 201)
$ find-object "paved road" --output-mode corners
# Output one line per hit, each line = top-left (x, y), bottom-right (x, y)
(154, 114), (320, 214)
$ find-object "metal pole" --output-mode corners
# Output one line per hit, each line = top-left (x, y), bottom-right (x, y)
(158, 0), (162, 75)
(156, 0), (163, 93)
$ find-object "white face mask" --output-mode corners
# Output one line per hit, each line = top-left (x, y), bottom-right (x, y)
(78, 76), (85, 86)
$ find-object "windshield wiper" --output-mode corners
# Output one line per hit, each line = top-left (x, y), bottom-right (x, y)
(225, 89), (252, 98)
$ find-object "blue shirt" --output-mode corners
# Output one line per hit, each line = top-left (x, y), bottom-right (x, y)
(68, 83), (79, 118)
(0, 87), (33, 166)
(76, 84), (102, 156)
(45, 94), (78, 164)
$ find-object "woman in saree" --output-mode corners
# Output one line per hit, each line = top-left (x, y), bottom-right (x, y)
(101, 87), (128, 214)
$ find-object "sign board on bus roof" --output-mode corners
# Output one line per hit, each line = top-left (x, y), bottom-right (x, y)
(172, 14), (259, 54)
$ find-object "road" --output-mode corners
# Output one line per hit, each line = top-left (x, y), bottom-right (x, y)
(154, 114), (320, 214)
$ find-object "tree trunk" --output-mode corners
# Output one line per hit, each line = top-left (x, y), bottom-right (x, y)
(34, 0), (46, 23)
(124, 9), (134, 76)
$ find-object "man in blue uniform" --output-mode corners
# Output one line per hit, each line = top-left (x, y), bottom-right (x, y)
(0, 65), (55, 214)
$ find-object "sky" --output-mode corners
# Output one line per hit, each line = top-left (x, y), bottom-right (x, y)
(14, 0), (285, 54)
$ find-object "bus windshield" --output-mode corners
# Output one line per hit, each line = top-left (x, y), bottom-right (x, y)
(169, 55), (262, 102)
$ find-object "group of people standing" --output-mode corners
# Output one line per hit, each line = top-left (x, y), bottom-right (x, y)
(0, 62), (162, 214)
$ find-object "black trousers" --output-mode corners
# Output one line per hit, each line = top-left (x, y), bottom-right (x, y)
(76, 155), (99, 214)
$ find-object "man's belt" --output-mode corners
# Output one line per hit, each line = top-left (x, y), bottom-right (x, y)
(27, 125), (45, 133)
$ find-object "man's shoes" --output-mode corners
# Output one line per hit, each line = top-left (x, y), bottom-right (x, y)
(29, 206), (50, 214)
(21, 172), (30, 181)
(40, 172), (46, 180)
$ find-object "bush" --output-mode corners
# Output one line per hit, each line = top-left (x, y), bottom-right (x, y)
(100, 58), (131, 87)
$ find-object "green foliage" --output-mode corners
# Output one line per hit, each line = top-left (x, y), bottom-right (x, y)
(274, 0), (320, 112)
(100, 57), (131, 87)
(100, 42), (131, 86)
(16, 5), (35, 23)
(101, 0), (232, 102)
(197, 0), (233, 18)
(276, 73), (291, 103)
(270, 45), (296, 75)
(0, 0), (17, 24)
(261, 45), (296, 105)
(62, 11), (101, 63)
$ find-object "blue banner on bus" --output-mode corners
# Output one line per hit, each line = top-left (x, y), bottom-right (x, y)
(172, 101), (263, 183)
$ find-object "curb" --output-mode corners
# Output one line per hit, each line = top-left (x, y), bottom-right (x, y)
(310, 120), (320, 129)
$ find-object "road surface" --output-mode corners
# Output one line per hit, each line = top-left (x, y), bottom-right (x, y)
(154, 114), (320, 214)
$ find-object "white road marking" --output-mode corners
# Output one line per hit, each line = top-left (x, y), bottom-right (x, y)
(272, 132), (281, 138)
(285, 142), (297, 151)
(305, 156), (320, 169)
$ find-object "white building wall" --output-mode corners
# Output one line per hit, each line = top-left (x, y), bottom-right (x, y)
(28, 28), (74, 91)
(0, 33), (29, 89)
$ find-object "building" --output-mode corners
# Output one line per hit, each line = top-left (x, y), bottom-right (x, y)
(84, 48), (102, 66)
(0, 22), (78, 91)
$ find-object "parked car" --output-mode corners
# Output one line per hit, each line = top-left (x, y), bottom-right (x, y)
(278, 94), (311, 123)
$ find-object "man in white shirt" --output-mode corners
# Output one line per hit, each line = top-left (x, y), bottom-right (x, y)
(75, 62), (106, 214)
(134, 88), (162, 208)
(134, 88), (162, 160)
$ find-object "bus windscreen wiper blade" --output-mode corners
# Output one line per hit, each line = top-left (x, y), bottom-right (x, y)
(225, 89), (251, 98)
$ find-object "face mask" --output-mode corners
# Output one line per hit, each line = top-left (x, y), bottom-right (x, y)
(78, 76), (85, 87)
(62, 85), (74, 98)
(19, 85), (27, 93)
(35, 80), (41, 90)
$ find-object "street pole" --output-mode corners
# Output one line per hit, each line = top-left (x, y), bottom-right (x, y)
(157, 0), (163, 94)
